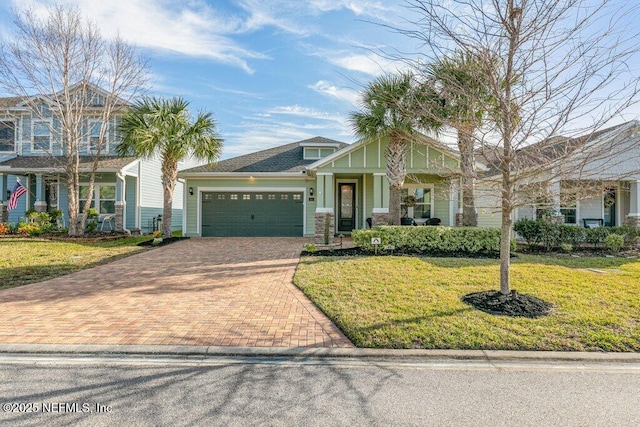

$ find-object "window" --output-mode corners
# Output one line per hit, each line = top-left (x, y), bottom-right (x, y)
(281, 194), (289, 200)
(255, 194), (263, 200)
(217, 194), (226, 200)
(33, 121), (51, 151)
(560, 190), (577, 224)
(88, 121), (107, 153)
(79, 184), (116, 214)
(293, 194), (301, 200)
(401, 187), (432, 219)
(230, 194), (238, 200)
(0, 121), (15, 152)
(303, 147), (321, 160)
(243, 194), (251, 200)
(268, 194), (276, 200)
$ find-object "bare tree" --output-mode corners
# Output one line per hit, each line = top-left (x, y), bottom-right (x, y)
(397, 0), (640, 298)
(0, 4), (147, 236)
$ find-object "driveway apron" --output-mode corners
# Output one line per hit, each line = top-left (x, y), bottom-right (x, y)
(0, 238), (353, 348)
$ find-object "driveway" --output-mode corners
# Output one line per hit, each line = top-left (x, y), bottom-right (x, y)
(0, 238), (353, 348)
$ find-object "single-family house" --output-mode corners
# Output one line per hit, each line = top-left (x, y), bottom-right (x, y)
(476, 121), (640, 228)
(179, 134), (465, 241)
(0, 84), (199, 233)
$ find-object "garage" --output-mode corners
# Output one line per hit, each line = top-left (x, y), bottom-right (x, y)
(201, 191), (304, 237)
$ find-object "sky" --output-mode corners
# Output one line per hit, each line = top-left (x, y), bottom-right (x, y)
(2, 1), (639, 160)
(0, 0), (415, 159)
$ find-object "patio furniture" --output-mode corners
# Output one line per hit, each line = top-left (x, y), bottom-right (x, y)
(99, 214), (115, 231)
(582, 218), (603, 229)
(424, 217), (441, 226)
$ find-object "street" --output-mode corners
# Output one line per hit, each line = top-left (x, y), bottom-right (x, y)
(1, 355), (639, 426)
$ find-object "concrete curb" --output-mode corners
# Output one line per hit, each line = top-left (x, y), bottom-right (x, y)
(0, 344), (639, 363)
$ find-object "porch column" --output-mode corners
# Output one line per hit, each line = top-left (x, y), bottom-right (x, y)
(371, 173), (389, 226)
(0, 174), (7, 222)
(115, 173), (126, 231)
(549, 179), (563, 224)
(34, 174), (47, 212)
(625, 180), (640, 227)
(315, 173), (334, 244)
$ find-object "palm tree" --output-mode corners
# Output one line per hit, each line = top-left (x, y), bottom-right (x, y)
(117, 97), (223, 238)
(350, 72), (425, 225)
(420, 52), (493, 226)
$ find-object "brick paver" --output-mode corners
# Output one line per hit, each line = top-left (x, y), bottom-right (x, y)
(0, 238), (353, 348)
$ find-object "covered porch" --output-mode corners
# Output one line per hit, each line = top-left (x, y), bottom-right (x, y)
(0, 156), (139, 232)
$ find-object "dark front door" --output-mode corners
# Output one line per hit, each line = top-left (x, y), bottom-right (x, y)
(337, 183), (356, 233)
(604, 188), (616, 227)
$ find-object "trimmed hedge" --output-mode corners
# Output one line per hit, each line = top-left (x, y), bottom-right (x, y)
(352, 226), (506, 254)
(513, 218), (640, 250)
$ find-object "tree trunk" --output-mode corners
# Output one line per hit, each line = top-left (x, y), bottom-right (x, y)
(385, 136), (407, 225)
(500, 208), (512, 295)
(458, 127), (477, 227)
(161, 158), (178, 238)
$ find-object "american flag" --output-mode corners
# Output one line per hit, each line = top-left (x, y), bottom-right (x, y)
(8, 181), (27, 211)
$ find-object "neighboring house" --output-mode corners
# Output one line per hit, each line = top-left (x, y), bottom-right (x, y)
(0, 84), (199, 233)
(476, 121), (640, 228)
(179, 135), (465, 240)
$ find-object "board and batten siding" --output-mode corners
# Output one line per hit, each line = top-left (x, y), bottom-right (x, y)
(184, 177), (313, 237)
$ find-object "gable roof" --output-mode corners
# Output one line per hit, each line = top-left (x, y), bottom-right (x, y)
(306, 131), (466, 171)
(0, 156), (139, 173)
(476, 121), (638, 177)
(180, 136), (348, 175)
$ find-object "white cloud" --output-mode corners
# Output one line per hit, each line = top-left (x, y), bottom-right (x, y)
(12, 0), (267, 73)
(268, 105), (345, 123)
(309, 80), (359, 106)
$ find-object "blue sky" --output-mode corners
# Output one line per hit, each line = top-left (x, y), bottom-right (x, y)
(0, 0), (413, 159)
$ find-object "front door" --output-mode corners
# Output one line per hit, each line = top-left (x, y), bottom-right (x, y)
(604, 188), (616, 227)
(338, 183), (356, 233)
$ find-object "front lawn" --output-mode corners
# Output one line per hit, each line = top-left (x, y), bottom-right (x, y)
(294, 254), (640, 351)
(0, 236), (149, 289)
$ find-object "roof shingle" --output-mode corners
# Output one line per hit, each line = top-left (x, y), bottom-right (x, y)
(182, 137), (348, 173)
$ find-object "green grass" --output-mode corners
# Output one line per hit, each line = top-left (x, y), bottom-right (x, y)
(294, 254), (640, 351)
(0, 236), (150, 289)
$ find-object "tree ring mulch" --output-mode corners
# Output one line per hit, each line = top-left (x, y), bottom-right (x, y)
(462, 290), (553, 318)
(137, 236), (190, 247)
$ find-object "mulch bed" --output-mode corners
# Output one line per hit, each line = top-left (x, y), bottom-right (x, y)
(301, 247), (506, 259)
(137, 236), (190, 247)
(462, 290), (553, 318)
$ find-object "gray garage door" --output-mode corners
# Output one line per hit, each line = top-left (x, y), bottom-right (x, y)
(201, 191), (304, 237)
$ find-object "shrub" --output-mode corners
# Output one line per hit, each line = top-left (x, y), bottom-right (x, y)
(560, 242), (573, 253)
(352, 226), (503, 255)
(559, 225), (587, 246)
(585, 227), (610, 248)
(604, 233), (625, 253)
(513, 218), (543, 248)
(0, 223), (9, 235)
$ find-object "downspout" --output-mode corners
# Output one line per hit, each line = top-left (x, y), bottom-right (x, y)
(116, 172), (130, 235)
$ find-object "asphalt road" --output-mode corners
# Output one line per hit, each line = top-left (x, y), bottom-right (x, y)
(1, 355), (639, 426)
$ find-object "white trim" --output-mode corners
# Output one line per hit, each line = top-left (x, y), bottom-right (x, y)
(179, 172), (307, 178)
(179, 178), (187, 235)
(32, 118), (53, 153)
(316, 207), (333, 213)
(299, 142), (342, 148)
(363, 174), (367, 227)
(402, 183), (435, 222)
(196, 186), (307, 237)
(363, 145), (367, 168)
(377, 137), (381, 168)
(316, 172), (334, 176)
(372, 208), (389, 214)
(87, 118), (109, 154)
(373, 172), (386, 176)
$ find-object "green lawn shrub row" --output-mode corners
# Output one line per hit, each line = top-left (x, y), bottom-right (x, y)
(513, 218), (639, 251)
(352, 226), (507, 254)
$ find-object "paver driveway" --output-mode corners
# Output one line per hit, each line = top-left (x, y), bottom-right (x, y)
(0, 238), (353, 348)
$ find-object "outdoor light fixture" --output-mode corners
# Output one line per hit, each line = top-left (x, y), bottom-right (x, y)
(6, 190), (10, 200)
(189, 187), (194, 196)
(309, 187), (314, 196)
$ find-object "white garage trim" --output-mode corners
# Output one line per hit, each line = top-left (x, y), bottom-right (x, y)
(197, 186), (307, 236)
